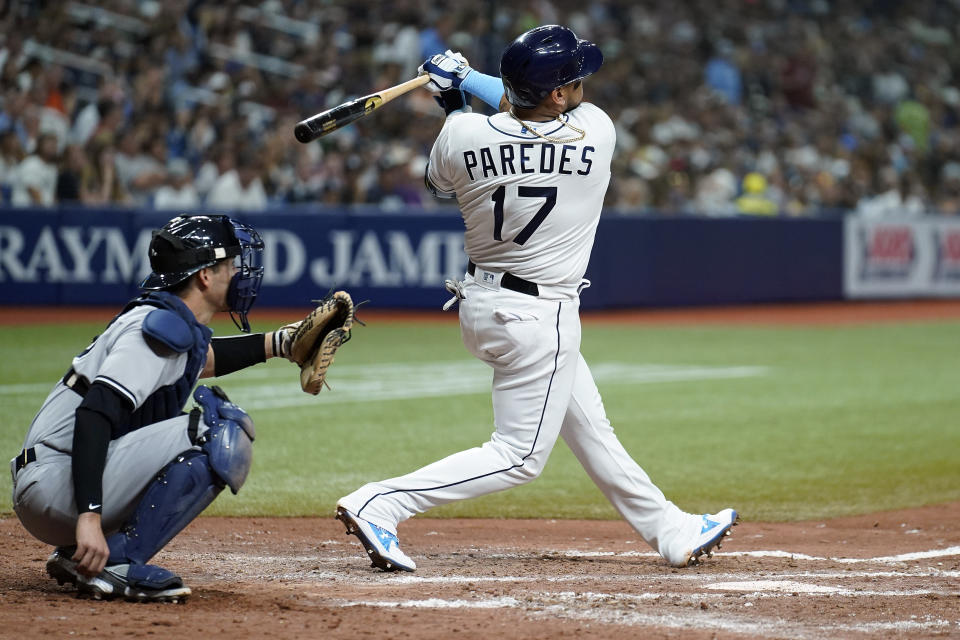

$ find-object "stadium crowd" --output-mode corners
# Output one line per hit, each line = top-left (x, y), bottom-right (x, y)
(1, 0), (960, 217)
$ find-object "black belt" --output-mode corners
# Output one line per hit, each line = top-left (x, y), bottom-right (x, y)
(468, 261), (539, 297)
(15, 447), (36, 473)
(62, 368), (91, 397)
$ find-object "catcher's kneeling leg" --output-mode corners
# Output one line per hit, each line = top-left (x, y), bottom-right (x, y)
(106, 386), (255, 566)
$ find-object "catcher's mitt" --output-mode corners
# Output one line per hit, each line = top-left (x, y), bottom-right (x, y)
(284, 291), (356, 394)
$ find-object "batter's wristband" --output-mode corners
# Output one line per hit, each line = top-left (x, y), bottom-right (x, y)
(460, 70), (504, 110)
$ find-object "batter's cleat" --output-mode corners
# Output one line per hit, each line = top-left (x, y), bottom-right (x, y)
(336, 505), (416, 572)
(682, 508), (739, 567)
(46, 549), (190, 603)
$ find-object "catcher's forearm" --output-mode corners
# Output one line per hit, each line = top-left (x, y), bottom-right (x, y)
(204, 334), (270, 378)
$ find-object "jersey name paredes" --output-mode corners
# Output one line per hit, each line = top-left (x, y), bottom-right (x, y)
(428, 102), (615, 288)
(462, 142), (595, 181)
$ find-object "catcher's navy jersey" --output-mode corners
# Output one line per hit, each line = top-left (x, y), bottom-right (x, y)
(428, 102), (615, 288)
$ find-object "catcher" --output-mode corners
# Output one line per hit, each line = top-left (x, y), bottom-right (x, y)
(9, 214), (356, 602)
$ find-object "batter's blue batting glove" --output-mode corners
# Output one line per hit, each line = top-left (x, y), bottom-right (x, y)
(418, 50), (471, 93)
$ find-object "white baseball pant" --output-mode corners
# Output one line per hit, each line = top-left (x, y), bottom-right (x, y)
(339, 274), (692, 559)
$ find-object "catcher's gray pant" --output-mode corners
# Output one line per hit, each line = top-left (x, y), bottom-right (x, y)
(339, 277), (696, 561)
(11, 411), (198, 547)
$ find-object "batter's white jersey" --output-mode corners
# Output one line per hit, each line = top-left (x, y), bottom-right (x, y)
(342, 99), (725, 568)
(427, 102), (615, 288)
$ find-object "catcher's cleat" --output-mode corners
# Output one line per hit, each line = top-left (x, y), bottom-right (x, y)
(46, 547), (80, 588)
(682, 508), (739, 567)
(46, 549), (190, 603)
(336, 505), (416, 572)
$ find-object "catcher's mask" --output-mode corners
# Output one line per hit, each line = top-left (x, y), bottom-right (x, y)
(140, 214), (264, 332)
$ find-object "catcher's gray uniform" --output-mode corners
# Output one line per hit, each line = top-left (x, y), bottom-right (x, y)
(11, 214), (264, 603)
(11, 304), (205, 546)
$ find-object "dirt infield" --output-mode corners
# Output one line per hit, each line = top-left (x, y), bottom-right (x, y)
(1, 503), (958, 639)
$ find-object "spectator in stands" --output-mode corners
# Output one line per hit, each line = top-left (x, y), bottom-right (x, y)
(153, 158), (201, 211)
(55, 144), (86, 203)
(114, 126), (168, 206)
(285, 152), (325, 204)
(88, 101), (125, 148)
(366, 147), (423, 211)
(80, 142), (127, 206)
(195, 143), (235, 201)
(735, 173), (779, 216)
(936, 162), (960, 216)
(856, 167), (927, 218)
(206, 153), (267, 211)
(5, 0), (960, 216)
(71, 75), (128, 148)
(16, 105), (42, 155)
(0, 129), (24, 202)
(39, 81), (74, 154)
(694, 167), (738, 216)
(11, 131), (58, 207)
(704, 40), (741, 106)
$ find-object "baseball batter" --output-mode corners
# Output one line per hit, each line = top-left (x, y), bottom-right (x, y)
(9, 214), (312, 602)
(336, 26), (738, 572)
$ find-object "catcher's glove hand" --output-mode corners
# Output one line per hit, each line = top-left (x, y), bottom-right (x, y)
(279, 291), (357, 395)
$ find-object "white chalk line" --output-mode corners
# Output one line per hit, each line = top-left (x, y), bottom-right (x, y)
(179, 546), (960, 638)
(509, 545), (960, 564)
(336, 591), (958, 640)
(179, 545), (960, 575)
(180, 540), (960, 597)
(0, 361), (769, 409)
(325, 576), (955, 599)
(238, 361), (769, 409)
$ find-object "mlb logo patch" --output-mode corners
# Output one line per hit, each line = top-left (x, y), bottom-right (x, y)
(483, 272), (495, 284)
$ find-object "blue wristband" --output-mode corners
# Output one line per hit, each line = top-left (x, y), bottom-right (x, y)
(460, 70), (504, 110)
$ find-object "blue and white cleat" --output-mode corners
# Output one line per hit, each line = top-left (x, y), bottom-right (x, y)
(336, 505), (416, 572)
(679, 508), (739, 567)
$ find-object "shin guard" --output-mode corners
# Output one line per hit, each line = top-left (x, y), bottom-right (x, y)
(107, 450), (222, 565)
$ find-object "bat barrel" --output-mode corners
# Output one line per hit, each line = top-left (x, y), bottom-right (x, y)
(295, 76), (430, 143)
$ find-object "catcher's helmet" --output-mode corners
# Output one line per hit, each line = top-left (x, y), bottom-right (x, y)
(140, 214), (264, 332)
(500, 25), (603, 109)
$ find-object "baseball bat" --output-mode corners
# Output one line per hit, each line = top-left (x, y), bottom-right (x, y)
(294, 75), (431, 143)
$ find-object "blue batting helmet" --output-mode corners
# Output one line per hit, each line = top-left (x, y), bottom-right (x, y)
(500, 25), (603, 109)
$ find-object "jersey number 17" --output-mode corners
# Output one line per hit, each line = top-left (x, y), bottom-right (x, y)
(491, 185), (557, 245)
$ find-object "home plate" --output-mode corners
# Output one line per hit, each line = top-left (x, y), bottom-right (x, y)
(706, 580), (840, 594)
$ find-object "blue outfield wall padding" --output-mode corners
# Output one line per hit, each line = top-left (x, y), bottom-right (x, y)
(0, 206), (844, 309)
(582, 216), (844, 309)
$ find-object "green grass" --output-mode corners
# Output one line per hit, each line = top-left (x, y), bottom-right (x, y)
(2, 316), (958, 522)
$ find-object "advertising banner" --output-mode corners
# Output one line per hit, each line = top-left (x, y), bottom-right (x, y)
(844, 217), (960, 297)
(1, 207), (847, 309)
(0, 208), (468, 308)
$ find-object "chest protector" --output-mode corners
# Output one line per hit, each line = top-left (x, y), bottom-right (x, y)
(114, 292), (212, 436)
